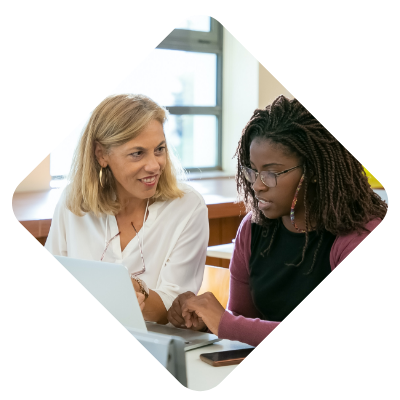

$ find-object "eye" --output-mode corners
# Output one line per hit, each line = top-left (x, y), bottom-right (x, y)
(155, 146), (166, 154)
(129, 151), (143, 158)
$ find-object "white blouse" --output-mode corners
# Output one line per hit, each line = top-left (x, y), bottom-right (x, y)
(45, 183), (209, 311)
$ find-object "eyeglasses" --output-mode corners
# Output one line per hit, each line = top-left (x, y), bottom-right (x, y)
(241, 165), (302, 188)
(130, 222), (145, 277)
(100, 223), (146, 277)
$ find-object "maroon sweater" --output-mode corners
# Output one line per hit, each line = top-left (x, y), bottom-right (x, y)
(218, 213), (381, 347)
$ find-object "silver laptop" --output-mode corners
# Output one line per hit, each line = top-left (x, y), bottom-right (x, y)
(55, 256), (221, 351)
(128, 327), (187, 386)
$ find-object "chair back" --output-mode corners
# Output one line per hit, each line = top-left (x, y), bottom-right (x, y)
(197, 265), (230, 308)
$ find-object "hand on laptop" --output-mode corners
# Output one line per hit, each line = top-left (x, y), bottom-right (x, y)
(167, 291), (207, 331)
(181, 292), (225, 336)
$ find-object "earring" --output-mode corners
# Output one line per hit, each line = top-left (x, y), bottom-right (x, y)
(99, 167), (104, 188)
(290, 173), (306, 233)
(312, 178), (317, 183)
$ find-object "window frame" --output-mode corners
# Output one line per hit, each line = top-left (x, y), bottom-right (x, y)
(50, 18), (223, 183)
(156, 18), (223, 171)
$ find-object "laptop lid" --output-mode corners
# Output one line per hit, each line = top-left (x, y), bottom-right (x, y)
(55, 255), (147, 332)
(55, 255), (222, 351)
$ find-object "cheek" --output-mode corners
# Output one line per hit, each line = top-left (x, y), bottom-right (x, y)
(159, 154), (167, 169)
(277, 181), (300, 211)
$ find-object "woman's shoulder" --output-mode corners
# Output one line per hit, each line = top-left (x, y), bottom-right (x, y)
(336, 217), (382, 242)
(330, 217), (382, 269)
(153, 182), (207, 217)
(234, 212), (253, 250)
(176, 182), (207, 206)
(239, 211), (253, 231)
(54, 185), (101, 221)
(54, 186), (69, 210)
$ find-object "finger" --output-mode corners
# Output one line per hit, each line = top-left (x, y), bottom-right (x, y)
(191, 312), (199, 328)
(168, 309), (186, 328)
(169, 307), (185, 326)
(182, 311), (193, 328)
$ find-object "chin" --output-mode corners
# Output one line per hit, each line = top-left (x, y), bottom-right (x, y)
(261, 210), (280, 220)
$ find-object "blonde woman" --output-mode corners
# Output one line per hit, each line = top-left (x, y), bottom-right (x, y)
(45, 94), (209, 324)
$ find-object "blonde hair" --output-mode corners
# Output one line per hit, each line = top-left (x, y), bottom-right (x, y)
(66, 94), (185, 216)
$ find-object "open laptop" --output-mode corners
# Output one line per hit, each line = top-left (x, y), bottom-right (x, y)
(55, 256), (221, 351)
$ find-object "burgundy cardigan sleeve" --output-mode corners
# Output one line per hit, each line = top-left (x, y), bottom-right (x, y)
(329, 218), (382, 270)
(218, 215), (382, 347)
(218, 213), (279, 346)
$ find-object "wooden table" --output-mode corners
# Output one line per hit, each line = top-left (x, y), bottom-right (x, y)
(14, 183), (387, 265)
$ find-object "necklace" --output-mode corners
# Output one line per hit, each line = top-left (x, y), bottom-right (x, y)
(101, 198), (149, 263)
(131, 198), (149, 277)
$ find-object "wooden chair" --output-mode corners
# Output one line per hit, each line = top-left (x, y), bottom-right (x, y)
(197, 265), (231, 308)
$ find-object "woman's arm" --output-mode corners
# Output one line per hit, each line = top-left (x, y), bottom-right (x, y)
(182, 213), (280, 347)
(131, 279), (168, 324)
(214, 214), (279, 346)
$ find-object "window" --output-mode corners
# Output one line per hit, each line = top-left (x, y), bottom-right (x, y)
(50, 16), (223, 185)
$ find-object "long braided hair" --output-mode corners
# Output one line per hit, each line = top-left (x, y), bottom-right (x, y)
(236, 95), (387, 273)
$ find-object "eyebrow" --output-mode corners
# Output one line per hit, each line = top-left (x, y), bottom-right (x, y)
(249, 161), (284, 168)
(127, 140), (166, 152)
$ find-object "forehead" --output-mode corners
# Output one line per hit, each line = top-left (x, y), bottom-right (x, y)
(123, 120), (165, 149)
(249, 138), (298, 166)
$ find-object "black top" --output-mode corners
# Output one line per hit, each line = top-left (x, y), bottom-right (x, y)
(249, 220), (336, 322)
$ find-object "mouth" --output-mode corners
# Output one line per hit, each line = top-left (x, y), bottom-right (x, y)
(256, 197), (273, 211)
(139, 175), (158, 186)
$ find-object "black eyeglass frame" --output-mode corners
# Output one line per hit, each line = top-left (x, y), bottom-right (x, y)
(241, 164), (303, 188)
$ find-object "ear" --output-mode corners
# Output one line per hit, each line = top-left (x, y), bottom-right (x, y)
(94, 141), (108, 168)
(308, 169), (317, 183)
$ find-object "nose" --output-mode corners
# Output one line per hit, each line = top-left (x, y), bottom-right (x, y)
(143, 153), (161, 174)
(252, 174), (268, 194)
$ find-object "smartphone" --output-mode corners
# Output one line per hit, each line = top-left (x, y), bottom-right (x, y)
(200, 347), (255, 367)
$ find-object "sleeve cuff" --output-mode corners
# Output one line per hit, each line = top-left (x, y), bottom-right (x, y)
(152, 289), (174, 311)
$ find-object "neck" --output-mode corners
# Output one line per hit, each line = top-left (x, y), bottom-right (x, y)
(281, 211), (316, 233)
(116, 187), (149, 217)
(281, 215), (305, 233)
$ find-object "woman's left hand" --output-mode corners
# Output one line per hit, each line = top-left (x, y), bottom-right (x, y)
(181, 292), (225, 336)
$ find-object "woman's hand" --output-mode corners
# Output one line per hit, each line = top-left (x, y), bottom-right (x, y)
(181, 292), (225, 336)
(167, 291), (207, 331)
(136, 292), (146, 312)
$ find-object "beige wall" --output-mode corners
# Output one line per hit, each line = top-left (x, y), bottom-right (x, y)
(221, 29), (259, 175)
(258, 63), (293, 109)
(15, 155), (51, 193)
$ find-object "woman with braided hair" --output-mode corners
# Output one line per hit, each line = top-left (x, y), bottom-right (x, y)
(167, 95), (387, 346)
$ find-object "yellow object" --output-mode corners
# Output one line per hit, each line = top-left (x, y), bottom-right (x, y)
(364, 167), (383, 189)
(197, 265), (230, 308)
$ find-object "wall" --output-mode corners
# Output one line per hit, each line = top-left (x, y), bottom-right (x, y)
(221, 29), (259, 175)
(15, 155), (51, 193)
(258, 63), (293, 108)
